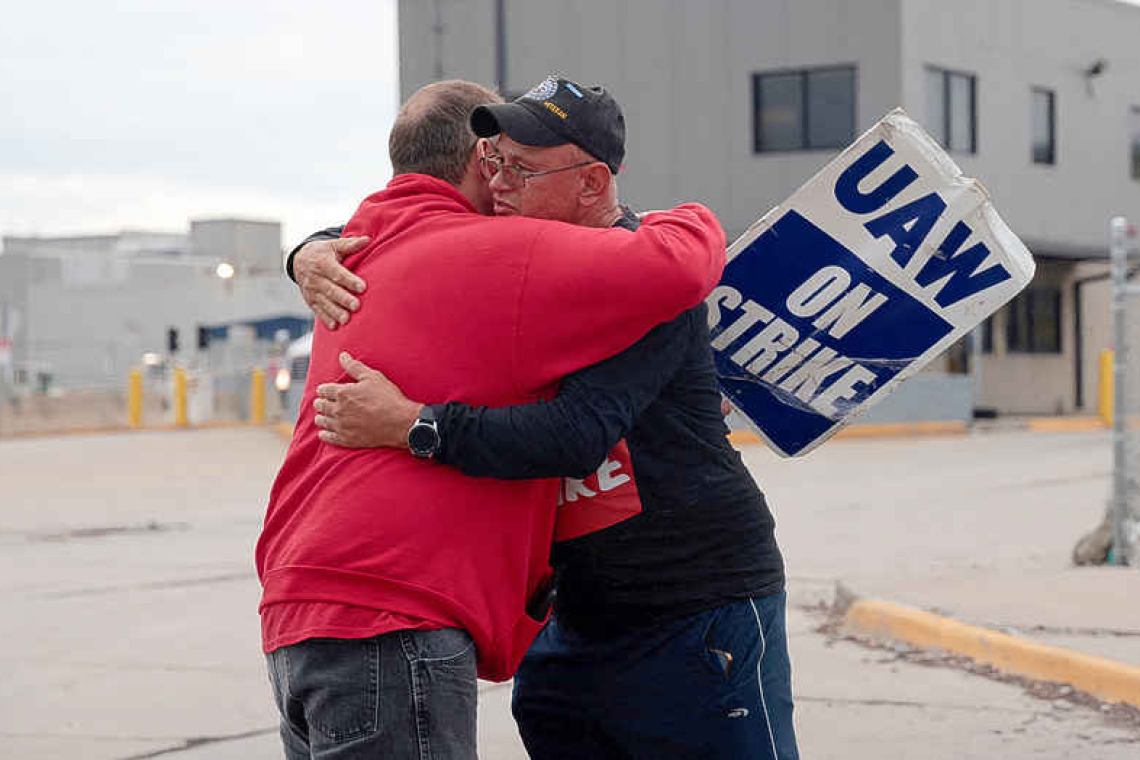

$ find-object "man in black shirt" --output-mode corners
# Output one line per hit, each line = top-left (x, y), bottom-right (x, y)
(292, 77), (798, 760)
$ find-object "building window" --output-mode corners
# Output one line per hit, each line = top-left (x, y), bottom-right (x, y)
(1131, 106), (1140, 180)
(1006, 287), (1062, 354)
(926, 66), (976, 153)
(753, 66), (856, 152)
(1032, 88), (1056, 165)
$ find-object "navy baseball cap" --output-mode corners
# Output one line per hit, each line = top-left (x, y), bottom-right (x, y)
(470, 75), (626, 174)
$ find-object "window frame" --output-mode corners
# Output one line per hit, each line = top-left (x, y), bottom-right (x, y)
(1031, 87), (1056, 166)
(1130, 105), (1140, 181)
(752, 64), (857, 153)
(1006, 286), (1063, 354)
(925, 65), (978, 154)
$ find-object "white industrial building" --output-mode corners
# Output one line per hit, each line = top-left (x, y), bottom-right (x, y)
(398, 0), (1140, 417)
(0, 219), (309, 393)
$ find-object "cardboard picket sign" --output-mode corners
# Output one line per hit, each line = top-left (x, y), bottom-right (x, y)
(711, 109), (1035, 457)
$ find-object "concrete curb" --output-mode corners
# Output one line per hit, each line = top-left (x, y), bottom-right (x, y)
(727, 421), (967, 446)
(1, 421), (271, 441)
(727, 415), (1107, 446)
(843, 598), (1140, 709)
(1023, 416), (1107, 433)
(4, 415), (1105, 445)
(832, 420), (967, 439)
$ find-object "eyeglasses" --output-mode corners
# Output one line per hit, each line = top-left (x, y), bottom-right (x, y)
(479, 153), (594, 187)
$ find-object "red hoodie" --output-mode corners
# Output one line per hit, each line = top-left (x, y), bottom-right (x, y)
(256, 174), (725, 681)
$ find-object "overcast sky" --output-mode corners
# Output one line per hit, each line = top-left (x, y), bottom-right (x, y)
(5, 1), (1140, 252)
(1, 0), (399, 250)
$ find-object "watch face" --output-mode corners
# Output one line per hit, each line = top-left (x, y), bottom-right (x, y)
(408, 423), (439, 456)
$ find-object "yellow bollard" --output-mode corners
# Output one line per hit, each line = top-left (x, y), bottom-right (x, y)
(1099, 349), (1114, 426)
(174, 367), (188, 427)
(128, 368), (143, 428)
(251, 368), (266, 424)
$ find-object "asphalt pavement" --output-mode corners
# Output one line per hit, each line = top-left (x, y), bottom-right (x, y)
(1, 426), (1136, 758)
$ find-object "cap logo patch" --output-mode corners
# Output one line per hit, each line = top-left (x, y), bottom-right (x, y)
(565, 82), (584, 98)
(542, 101), (568, 120)
(524, 77), (558, 101)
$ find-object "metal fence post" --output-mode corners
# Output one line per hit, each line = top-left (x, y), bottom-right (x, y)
(1099, 349), (1114, 426)
(128, 368), (144, 428)
(174, 367), (188, 428)
(251, 368), (266, 425)
(1110, 216), (1131, 565)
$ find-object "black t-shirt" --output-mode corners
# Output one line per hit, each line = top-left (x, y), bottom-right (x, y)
(431, 208), (784, 635)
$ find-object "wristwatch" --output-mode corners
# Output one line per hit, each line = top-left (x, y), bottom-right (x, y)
(407, 406), (441, 459)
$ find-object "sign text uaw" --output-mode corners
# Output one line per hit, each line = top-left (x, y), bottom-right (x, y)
(711, 110), (1035, 456)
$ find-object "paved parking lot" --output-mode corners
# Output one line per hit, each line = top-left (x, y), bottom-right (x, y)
(1, 427), (1136, 758)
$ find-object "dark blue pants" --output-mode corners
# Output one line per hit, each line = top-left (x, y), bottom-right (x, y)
(512, 591), (799, 759)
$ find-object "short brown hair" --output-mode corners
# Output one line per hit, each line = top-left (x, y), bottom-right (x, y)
(389, 80), (504, 185)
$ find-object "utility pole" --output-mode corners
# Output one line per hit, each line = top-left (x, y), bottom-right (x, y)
(495, 0), (507, 95)
(432, 0), (445, 80)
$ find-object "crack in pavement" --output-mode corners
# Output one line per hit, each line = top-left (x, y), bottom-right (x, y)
(27, 521), (191, 543)
(974, 622), (1140, 639)
(991, 471), (1112, 491)
(806, 604), (1140, 739)
(38, 571), (254, 599)
(40, 660), (258, 675)
(794, 694), (1045, 715)
(116, 727), (277, 759)
(0, 732), (184, 743)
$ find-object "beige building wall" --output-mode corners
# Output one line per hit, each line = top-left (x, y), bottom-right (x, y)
(968, 258), (1119, 416)
(897, 0), (1140, 414)
(397, 0), (1140, 418)
(1077, 269), (1115, 412)
(977, 261), (1073, 414)
(398, 0), (904, 240)
(899, 0), (1140, 252)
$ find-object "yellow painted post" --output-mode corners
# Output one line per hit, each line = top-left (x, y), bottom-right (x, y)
(173, 367), (188, 427)
(251, 368), (266, 424)
(128, 368), (143, 428)
(1099, 349), (1114, 426)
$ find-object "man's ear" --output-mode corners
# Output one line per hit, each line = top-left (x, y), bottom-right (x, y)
(474, 138), (499, 183)
(464, 142), (487, 184)
(467, 142), (484, 171)
(578, 163), (611, 206)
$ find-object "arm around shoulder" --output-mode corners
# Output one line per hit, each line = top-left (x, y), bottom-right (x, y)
(284, 225), (346, 282)
(634, 203), (727, 308)
(514, 203), (725, 387)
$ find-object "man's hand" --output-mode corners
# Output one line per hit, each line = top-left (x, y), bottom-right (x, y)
(295, 237), (370, 329)
(314, 352), (424, 449)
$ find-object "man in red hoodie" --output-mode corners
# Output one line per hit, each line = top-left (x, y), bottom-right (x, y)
(256, 79), (725, 760)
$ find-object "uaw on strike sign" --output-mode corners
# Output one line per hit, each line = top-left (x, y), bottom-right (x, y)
(712, 109), (1035, 457)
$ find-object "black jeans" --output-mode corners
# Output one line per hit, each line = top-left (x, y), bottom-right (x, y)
(266, 628), (477, 759)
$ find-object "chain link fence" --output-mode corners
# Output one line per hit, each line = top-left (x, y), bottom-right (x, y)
(0, 330), (300, 437)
